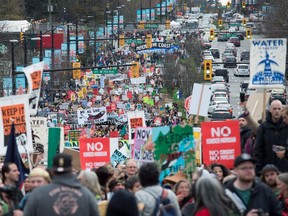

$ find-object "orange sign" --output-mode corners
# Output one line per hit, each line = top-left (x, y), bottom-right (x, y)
(30, 70), (41, 90)
(130, 118), (143, 128)
(201, 121), (241, 168)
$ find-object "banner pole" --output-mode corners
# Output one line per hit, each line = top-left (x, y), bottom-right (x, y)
(262, 89), (266, 122)
(195, 85), (204, 124)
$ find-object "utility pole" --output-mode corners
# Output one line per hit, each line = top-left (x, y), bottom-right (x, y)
(48, 0), (52, 30)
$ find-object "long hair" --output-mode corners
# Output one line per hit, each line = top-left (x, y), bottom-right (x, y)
(78, 170), (102, 197)
(192, 177), (232, 216)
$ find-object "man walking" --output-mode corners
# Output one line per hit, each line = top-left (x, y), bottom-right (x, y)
(254, 99), (288, 173)
(226, 153), (281, 216)
(24, 153), (99, 216)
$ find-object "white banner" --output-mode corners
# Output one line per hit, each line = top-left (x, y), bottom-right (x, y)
(130, 77), (146, 85)
(30, 117), (48, 154)
(77, 107), (107, 124)
(249, 38), (287, 89)
(189, 83), (211, 116)
(0, 95), (33, 155)
(23, 62), (44, 116)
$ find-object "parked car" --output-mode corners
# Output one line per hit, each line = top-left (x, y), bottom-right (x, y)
(234, 64), (250, 77)
(224, 56), (237, 68)
(229, 37), (241, 47)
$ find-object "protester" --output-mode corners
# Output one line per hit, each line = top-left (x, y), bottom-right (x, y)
(238, 113), (253, 153)
(261, 164), (280, 196)
(277, 173), (288, 215)
(107, 177), (125, 200)
(23, 153), (99, 216)
(174, 179), (192, 209)
(135, 162), (181, 216)
(226, 153), (282, 215)
(210, 163), (230, 183)
(125, 159), (139, 179)
(254, 100), (288, 174)
(125, 175), (141, 194)
(78, 170), (102, 200)
(105, 190), (139, 216)
(1, 163), (23, 211)
(192, 177), (235, 216)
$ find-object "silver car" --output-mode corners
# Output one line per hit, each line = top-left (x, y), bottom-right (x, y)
(234, 64), (250, 77)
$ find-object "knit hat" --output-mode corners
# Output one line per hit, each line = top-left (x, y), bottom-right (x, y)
(52, 153), (72, 173)
(105, 190), (139, 216)
(238, 113), (245, 119)
(261, 164), (279, 175)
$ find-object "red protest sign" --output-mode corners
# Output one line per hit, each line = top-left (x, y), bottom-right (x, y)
(110, 131), (119, 138)
(127, 91), (133, 99)
(201, 120), (241, 169)
(79, 138), (110, 169)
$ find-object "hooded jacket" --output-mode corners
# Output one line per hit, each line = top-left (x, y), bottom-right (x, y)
(254, 112), (288, 174)
(240, 125), (252, 152)
(226, 179), (282, 216)
(23, 173), (99, 216)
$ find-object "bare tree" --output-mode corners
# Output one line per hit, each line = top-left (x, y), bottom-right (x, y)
(0, 0), (25, 20)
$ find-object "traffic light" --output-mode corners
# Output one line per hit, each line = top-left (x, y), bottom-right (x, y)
(204, 59), (213, 80)
(146, 34), (152, 48)
(209, 28), (215, 40)
(20, 32), (24, 43)
(227, 1), (231, 8)
(246, 28), (252, 39)
(139, 21), (145, 29)
(131, 61), (140, 78)
(72, 62), (81, 79)
(119, 35), (125, 47)
(242, 18), (247, 26)
(166, 20), (170, 29)
(218, 19), (223, 27)
(242, 2), (246, 8)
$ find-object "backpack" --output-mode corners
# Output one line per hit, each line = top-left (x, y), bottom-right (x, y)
(151, 189), (177, 216)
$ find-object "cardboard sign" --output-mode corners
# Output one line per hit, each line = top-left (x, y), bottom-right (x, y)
(0, 95), (33, 155)
(67, 130), (81, 148)
(189, 83), (211, 116)
(63, 148), (81, 171)
(201, 120), (241, 168)
(77, 107), (107, 124)
(23, 62), (44, 116)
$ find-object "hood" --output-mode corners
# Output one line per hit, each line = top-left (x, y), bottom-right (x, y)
(240, 125), (252, 133)
(52, 172), (82, 188)
(265, 112), (284, 127)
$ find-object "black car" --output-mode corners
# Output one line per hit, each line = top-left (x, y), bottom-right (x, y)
(237, 33), (245, 40)
(224, 56), (237, 68)
(210, 48), (220, 59)
(217, 34), (228, 42)
(215, 69), (229, 83)
(240, 50), (250, 62)
(211, 111), (234, 121)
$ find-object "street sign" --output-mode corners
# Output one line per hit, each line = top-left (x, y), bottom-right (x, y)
(93, 69), (118, 75)
(126, 39), (144, 45)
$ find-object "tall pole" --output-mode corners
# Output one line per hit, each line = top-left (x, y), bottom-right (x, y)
(150, 0), (152, 21)
(40, 31), (43, 61)
(166, 2), (168, 20)
(48, 0), (52, 30)
(160, 0), (162, 23)
(11, 43), (16, 95)
(67, 25), (70, 67)
(140, 0), (143, 20)
(76, 19), (79, 55)
(24, 39), (27, 67)
(51, 26), (54, 69)
(117, 10), (120, 48)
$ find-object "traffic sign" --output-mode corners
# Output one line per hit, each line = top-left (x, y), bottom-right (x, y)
(93, 69), (118, 75)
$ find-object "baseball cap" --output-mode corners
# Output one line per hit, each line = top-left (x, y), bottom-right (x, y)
(261, 164), (279, 175)
(234, 153), (256, 167)
(53, 153), (72, 173)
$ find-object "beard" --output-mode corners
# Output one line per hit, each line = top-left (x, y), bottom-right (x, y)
(238, 174), (254, 183)
(266, 179), (277, 188)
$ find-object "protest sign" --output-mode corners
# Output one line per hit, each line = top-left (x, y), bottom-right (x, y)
(127, 111), (146, 143)
(133, 127), (153, 162)
(201, 120), (241, 168)
(23, 62), (44, 116)
(47, 127), (64, 167)
(77, 107), (107, 124)
(0, 95), (33, 155)
(30, 117), (48, 161)
(189, 83), (211, 116)
(66, 130), (81, 148)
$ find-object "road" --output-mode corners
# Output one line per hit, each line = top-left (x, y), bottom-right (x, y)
(211, 37), (251, 118)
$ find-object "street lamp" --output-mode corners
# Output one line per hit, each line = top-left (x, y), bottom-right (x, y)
(10, 40), (18, 95)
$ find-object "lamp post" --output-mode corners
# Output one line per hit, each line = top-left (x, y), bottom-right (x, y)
(10, 40), (18, 95)
(117, 4), (125, 48)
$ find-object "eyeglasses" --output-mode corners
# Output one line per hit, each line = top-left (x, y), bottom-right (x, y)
(237, 166), (255, 171)
(127, 166), (137, 169)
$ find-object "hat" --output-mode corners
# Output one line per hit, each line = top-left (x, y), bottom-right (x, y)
(53, 153), (72, 173)
(163, 171), (187, 184)
(234, 153), (256, 167)
(261, 164), (279, 175)
(238, 113), (245, 119)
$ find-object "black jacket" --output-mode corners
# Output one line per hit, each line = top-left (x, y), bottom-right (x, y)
(240, 125), (252, 152)
(254, 112), (288, 173)
(226, 179), (282, 216)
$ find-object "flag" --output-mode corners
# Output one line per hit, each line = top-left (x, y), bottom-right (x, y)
(4, 123), (29, 185)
